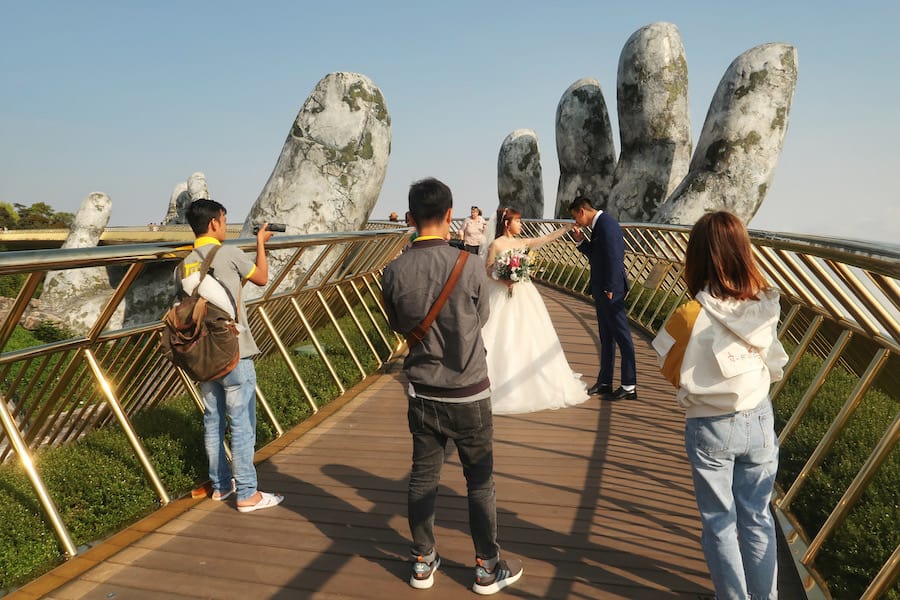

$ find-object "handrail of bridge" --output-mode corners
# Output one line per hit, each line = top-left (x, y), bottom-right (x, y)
(525, 219), (898, 600)
(1, 220), (896, 599)
(0, 228), (409, 565)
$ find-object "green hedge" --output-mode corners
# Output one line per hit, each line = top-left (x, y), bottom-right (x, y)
(536, 263), (589, 293)
(0, 274), (28, 299)
(624, 284), (685, 332)
(2, 325), (45, 353)
(0, 396), (203, 589)
(773, 347), (899, 600)
(0, 302), (394, 593)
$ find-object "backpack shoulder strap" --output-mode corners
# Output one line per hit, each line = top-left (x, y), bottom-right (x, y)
(180, 244), (223, 297)
(197, 244), (222, 281)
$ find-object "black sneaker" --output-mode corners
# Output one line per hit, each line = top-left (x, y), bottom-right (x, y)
(472, 557), (523, 595)
(409, 554), (440, 589)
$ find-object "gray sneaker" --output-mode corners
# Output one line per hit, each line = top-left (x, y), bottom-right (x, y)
(472, 557), (523, 595)
(409, 554), (440, 589)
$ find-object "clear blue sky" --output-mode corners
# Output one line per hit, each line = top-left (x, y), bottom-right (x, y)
(1, 1), (897, 243)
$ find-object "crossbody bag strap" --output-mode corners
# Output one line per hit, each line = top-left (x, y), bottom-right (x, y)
(406, 250), (469, 349)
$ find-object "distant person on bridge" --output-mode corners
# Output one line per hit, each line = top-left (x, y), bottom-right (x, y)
(458, 205), (487, 255)
(404, 211), (418, 249)
(183, 199), (284, 514)
(382, 178), (523, 594)
(652, 211), (788, 600)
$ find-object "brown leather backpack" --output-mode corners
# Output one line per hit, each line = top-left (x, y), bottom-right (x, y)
(160, 245), (240, 381)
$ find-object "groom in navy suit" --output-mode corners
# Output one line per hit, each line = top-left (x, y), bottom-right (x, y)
(570, 196), (637, 400)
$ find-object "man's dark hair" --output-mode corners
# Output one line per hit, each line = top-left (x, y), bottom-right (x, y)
(569, 196), (595, 213)
(408, 178), (452, 226)
(186, 199), (227, 236)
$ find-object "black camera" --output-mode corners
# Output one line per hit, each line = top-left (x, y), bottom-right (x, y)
(252, 223), (287, 234)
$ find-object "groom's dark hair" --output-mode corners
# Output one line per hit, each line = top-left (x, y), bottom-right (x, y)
(409, 177), (453, 226)
(569, 196), (595, 213)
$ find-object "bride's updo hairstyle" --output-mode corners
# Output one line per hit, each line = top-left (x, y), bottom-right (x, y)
(684, 211), (769, 301)
(495, 206), (521, 238)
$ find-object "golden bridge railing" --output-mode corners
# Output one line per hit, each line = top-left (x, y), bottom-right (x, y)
(0, 228), (409, 562)
(524, 219), (899, 600)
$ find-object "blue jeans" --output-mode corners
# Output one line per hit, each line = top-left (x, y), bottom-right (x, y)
(407, 395), (499, 562)
(685, 400), (779, 600)
(199, 358), (258, 502)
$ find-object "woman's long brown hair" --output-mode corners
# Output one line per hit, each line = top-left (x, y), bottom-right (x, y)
(684, 211), (769, 300)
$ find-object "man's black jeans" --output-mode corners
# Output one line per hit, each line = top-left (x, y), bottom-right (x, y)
(407, 395), (499, 561)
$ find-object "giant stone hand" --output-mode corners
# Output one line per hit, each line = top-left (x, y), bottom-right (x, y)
(42, 72), (392, 332)
(161, 172), (210, 225)
(242, 72), (391, 239)
(499, 22), (798, 226)
(240, 71), (391, 299)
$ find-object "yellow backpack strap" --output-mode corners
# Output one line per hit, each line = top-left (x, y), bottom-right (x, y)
(659, 300), (702, 388)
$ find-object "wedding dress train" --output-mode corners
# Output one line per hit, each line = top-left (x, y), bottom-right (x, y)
(481, 279), (589, 414)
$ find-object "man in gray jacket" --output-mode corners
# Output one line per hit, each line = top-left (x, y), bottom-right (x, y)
(381, 178), (523, 595)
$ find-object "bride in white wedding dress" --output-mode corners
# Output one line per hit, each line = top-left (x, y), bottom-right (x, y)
(481, 207), (589, 414)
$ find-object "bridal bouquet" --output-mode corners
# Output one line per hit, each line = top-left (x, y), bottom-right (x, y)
(492, 248), (533, 297)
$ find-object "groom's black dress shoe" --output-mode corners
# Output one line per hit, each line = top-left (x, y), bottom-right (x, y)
(605, 386), (637, 401)
(588, 383), (613, 396)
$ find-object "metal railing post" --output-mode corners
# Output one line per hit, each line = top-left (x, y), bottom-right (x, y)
(256, 306), (318, 413)
(83, 349), (170, 505)
(778, 348), (889, 509)
(0, 393), (78, 557)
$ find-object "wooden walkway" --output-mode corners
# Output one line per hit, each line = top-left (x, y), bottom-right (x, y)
(15, 286), (803, 599)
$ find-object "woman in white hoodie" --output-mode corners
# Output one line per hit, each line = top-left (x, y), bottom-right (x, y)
(652, 212), (788, 600)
